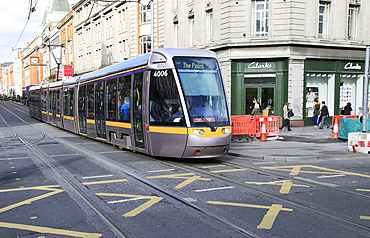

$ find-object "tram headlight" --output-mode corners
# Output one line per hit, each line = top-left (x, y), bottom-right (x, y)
(193, 129), (205, 136)
(221, 128), (230, 135)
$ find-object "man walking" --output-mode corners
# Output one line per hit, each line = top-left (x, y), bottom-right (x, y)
(319, 101), (330, 129)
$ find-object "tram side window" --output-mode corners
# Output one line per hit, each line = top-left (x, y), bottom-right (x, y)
(87, 84), (94, 119)
(117, 76), (131, 122)
(63, 88), (74, 117)
(49, 92), (52, 112)
(56, 90), (60, 114)
(41, 92), (47, 111)
(106, 79), (117, 121)
(149, 70), (185, 126)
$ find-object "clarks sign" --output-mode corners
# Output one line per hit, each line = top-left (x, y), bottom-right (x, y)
(248, 62), (273, 69)
(344, 62), (361, 70)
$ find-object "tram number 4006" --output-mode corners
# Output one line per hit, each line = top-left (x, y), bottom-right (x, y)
(153, 70), (168, 77)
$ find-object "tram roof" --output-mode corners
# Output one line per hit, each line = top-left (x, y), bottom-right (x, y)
(41, 84), (49, 89)
(151, 48), (217, 59)
(49, 81), (63, 88)
(29, 85), (41, 91)
(79, 54), (150, 83)
(63, 76), (80, 86)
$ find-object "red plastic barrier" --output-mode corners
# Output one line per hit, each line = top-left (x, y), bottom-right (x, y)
(231, 115), (282, 138)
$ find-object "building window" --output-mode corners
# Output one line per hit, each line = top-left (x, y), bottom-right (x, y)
(106, 16), (113, 37)
(348, 5), (359, 40)
(140, 36), (151, 54)
(95, 22), (101, 42)
(118, 9), (126, 31)
(318, 2), (330, 38)
(206, 10), (213, 43)
(106, 45), (113, 65)
(140, 4), (151, 24)
(252, 0), (269, 37)
(119, 40), (126, 61)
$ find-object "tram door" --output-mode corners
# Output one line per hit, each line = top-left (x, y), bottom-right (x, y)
(133, 73), (145, 149)
(51, 91), (57, 124)
(78, 86), (87, 134)
(245, 86), (274, 115)
(95, 82), (106, 139)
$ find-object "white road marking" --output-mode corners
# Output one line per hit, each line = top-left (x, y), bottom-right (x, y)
(108, 197), (146, 204)
(317, 175), (346, 179)
(82, 175), (114, 179)
(195, 186), (234, 192)
(200, 165), (226, 169)
(147, 169), (176, 173)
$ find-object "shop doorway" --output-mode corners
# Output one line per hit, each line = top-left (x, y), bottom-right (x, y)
(245, 86), (275, 115)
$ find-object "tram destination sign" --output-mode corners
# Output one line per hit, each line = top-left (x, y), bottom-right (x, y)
(174, 57), (217, 71)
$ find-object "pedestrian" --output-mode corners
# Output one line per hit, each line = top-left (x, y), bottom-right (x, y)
(341, 102), (352, 115)
(319, 101), (330, 129)
(313, 98), (320, 127)
(279, 102), (292, 131)
(251, 98), (260, 116)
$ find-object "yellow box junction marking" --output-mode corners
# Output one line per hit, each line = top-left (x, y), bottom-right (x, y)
(260, 165), (370, 179)
(0, 222), (102, 238)
(0, 185), (102, 237)
(207, 201), (293, 229)
(245, 181), (309, 194)
(147, 173), (211, 189)
(95, 193), (163, 217)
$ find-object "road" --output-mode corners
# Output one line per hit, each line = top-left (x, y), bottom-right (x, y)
(1, 101), (370, 237)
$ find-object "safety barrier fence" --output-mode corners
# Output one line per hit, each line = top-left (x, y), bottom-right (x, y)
(231, 115), (282, 138)
(331, 115), (359, 131)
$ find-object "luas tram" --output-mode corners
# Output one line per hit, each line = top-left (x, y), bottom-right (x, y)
(29, 48), (231, 158)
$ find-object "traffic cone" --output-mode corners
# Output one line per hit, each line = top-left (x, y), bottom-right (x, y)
(332, 117), (339, 138)
(260, 121), (267, 141)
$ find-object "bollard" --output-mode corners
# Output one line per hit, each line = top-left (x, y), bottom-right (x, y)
(332, 117), (339, 138)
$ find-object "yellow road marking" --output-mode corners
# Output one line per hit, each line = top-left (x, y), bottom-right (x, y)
(147, 173), (211, 189)
(245, 181), (309, 194)
(0, 222), (102, 238)
(207, 201), (292, 229)
(261, 165), (370, 178)
(82, 179), (128, 185)
(360, 216), (370, 220)
(357, 188), (370, 192)
(96, 193), (163, 217)
(210, 169), (247, 173)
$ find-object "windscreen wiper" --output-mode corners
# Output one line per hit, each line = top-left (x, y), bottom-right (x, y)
(187, 95), (216, 132)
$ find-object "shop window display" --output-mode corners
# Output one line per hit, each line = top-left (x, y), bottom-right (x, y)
(306, 73), (335, 117)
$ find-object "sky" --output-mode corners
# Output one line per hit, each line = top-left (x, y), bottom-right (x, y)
(0, 0), (74, 65)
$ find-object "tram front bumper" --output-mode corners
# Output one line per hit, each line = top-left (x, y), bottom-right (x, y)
(182, 145), (230, 158)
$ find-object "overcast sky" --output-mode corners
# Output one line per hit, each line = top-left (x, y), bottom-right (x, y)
(0, 0), (74, 64)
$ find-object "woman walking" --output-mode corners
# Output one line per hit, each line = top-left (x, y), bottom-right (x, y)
(280, 102), (292, 131)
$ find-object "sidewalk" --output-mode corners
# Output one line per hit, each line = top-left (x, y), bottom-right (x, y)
(228, 126), (362, 161)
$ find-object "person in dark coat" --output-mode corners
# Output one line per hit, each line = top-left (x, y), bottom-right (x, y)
(342, 102), (352, 115)
(313, 98), (320, 127)
(319, 101), (330, 129)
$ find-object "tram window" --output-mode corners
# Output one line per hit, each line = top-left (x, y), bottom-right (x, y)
(63, 88), (74, 117)
(106, 79), (117, 121)
(56, 91), (60, 114)
(87, 84), (94, 119)
(117, 76), (131, 122)
(49, 92), (52, 112)
(41, 92), (47, 111)
(149, 69), (185, 126)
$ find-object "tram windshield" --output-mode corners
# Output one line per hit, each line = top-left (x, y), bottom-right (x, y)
(174, 56), (230, 128)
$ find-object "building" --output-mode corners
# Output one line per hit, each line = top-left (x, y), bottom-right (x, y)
(159, 0), (370, 126)
(72, 0), (154, 75)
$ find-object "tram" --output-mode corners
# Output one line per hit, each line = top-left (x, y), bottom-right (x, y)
(28, 48), (231, 158)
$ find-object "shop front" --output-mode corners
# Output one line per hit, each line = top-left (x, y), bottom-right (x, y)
(304, 60), (365, 125)
(231, 59), (289, 118)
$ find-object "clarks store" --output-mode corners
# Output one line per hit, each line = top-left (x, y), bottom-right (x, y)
(231, 59), (289, 118)
(304, 59), (366, 125)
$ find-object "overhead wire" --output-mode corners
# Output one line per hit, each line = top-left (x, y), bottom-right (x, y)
(2, 0), (38, 63)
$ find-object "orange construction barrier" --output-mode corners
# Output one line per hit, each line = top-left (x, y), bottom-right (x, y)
(332, 117), (339, 138)
(231, 115), (282, 139)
